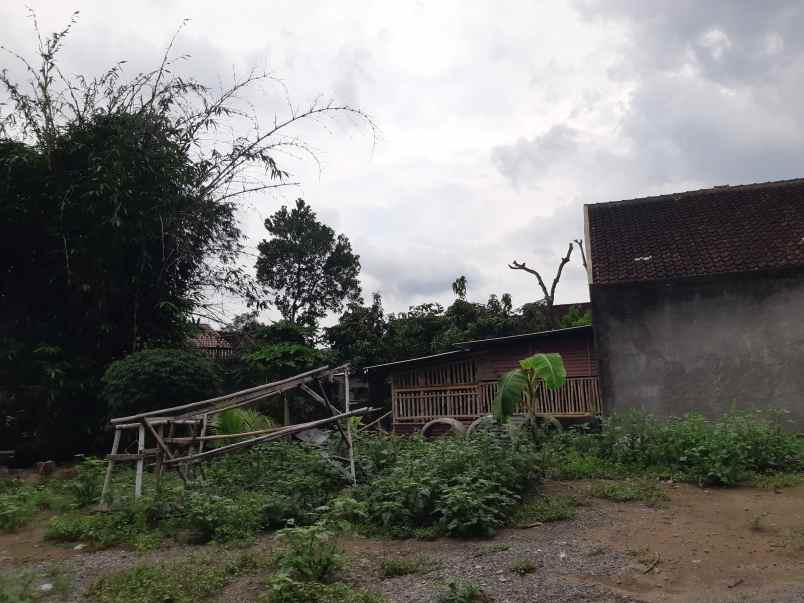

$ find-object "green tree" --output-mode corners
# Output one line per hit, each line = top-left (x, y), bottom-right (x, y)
(325, 293), (387, 368)
(256, 199), (362, 330)
(0, 16), (372, 459)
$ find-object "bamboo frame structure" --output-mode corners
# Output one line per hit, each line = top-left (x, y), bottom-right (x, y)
(100, 364), (376, 502)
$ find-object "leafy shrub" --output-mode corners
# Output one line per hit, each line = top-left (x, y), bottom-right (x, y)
(272, 522), (343, 583)
(101, 348), (219, 417)
(182, 491), (262, 543)
(545, 410), (803, 486)
(261, 576), (385, 603)
(357, 433), (539, 538)
(203, 442), (347, 526)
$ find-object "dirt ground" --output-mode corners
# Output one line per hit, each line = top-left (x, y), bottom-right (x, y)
(3, 480), (804, 602)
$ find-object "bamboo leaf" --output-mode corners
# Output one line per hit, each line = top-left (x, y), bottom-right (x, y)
(493, 369), (528, 423)
(518, 353), (566, 390)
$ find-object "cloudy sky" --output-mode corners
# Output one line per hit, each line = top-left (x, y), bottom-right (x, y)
(3, 1), (804, 321)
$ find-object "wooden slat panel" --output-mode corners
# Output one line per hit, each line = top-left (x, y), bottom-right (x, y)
(394, 377), (602, 423)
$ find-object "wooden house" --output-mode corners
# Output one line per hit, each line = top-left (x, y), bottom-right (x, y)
(364, 325), (601, 433)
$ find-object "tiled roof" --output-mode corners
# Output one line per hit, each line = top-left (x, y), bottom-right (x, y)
(585, 178), (804, 285)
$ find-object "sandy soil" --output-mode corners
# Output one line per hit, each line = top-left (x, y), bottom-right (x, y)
(3, 480), (804, 602)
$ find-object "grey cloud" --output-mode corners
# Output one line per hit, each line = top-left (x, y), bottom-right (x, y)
(576, 0), (804, 85)
(491, 125), (580, 188)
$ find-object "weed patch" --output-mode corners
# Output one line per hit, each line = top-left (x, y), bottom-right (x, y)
(510, 495), (577, 525)
(587, 480), (668, 507)
(272, 523), (343, 583)
(380, 555), (438, 578)
(260, 576), (385, 603)
(87, 552), (259, 603)
(750, 472), (802, 490)
(434, 581), (490, 603)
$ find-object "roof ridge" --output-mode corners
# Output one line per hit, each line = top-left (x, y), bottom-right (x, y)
(586, 177), (804, 209)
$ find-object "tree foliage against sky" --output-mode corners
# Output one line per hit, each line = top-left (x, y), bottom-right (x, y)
(0, 14), (372, 459)
(256, 199), (362, 330)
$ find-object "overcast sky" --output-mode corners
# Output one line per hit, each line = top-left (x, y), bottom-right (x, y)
(3, 1), (804, 321)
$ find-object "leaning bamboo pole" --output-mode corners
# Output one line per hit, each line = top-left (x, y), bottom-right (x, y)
(163, 406), (375, 467)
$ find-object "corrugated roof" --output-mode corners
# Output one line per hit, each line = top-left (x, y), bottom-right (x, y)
(453, 324), (592, 348)
(363, 349), (468, 372)
(585, 178), (804, 285)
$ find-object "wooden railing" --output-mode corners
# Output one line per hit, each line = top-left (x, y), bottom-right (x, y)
(393, 376), (602, 423)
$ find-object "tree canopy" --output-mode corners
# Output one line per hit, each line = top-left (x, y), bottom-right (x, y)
(0, 17), (372, 460)
(256, 199), (362, 330)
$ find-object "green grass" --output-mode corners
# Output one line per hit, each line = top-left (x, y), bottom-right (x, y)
(750, 472), (802, 490)
(587, 480), (668, 507)
(87, 552), (261, 603)
(510, 495), (577, 525)
(0, 569), (70, 602)
(380, 555), (438, 578)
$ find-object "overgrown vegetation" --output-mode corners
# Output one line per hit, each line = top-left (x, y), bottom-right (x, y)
(380, 555), (438, 578)
(356, 432), (540, 538)
(87, 552), (261, 603)
(510, 495), (577, 524)
(542, 410), (803, 486)
(586, 480), (668, 507)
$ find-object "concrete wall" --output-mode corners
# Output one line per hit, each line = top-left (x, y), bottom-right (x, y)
(591, 269), (804, 429)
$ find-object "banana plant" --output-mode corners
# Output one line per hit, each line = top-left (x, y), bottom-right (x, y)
(493, 353), (567, 423)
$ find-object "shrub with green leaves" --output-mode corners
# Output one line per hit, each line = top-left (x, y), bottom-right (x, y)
(101, 348), (219, 417)
(357, 432), (539, 538)
(272, 522), (343, 583)
(544, 410), (803, 486)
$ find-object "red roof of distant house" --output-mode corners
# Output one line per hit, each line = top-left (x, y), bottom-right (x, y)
(189, 324), (233, 349)
(585, 178), (804, 285)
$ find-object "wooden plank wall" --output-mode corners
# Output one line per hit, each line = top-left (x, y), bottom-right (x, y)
(475, 331), (597, 382)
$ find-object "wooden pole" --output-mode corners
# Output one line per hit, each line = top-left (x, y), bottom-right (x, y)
(153, 424), (164, 487)
(134, 424), (146, 498)
(100, 428), (121, 506)
(345, 370), (357, 485)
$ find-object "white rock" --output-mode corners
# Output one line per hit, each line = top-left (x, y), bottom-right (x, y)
(39, 583), (54, 592)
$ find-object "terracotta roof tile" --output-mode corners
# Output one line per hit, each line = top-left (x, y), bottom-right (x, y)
(586, 178), (804, 285)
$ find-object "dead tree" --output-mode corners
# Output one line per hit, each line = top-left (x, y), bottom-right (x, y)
(509, 242), (574, 329)
(573, 239), (589, 274)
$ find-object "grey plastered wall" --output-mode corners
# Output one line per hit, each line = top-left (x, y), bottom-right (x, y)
(591, 269), (804, 429)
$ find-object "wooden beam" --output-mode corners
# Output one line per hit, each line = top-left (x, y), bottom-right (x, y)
(164, 426), (283, 444)
(134, 424), (146, 498)
(142, 418), (187, 484)
(163, 406), (376, 467)
(100, 429), (121, 505)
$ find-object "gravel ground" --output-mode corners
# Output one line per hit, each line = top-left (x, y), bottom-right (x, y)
(6, 481), (804, 602)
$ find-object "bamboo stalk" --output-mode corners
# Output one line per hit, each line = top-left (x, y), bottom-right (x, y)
(163, 406), (374, 467)
(134, 424), (145, 498)
(99, 428), (121, 506)
(111, 365), (338, 424)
